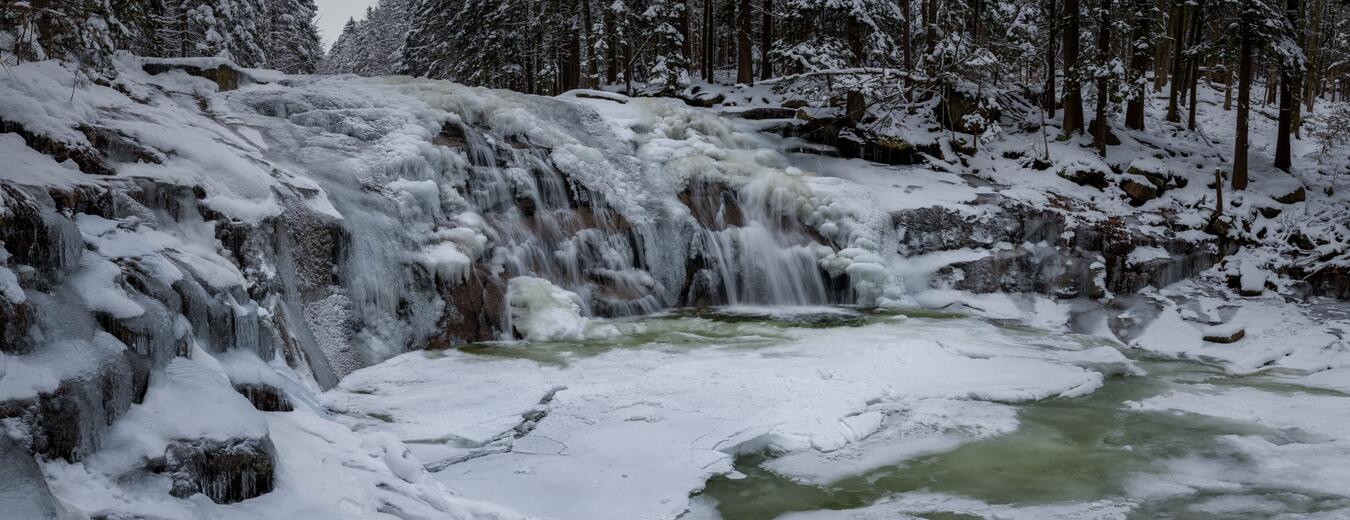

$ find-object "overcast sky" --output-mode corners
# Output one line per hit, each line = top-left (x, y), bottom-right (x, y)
(315, 0), (380, 48)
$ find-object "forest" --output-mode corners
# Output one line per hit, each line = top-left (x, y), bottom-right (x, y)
(6, 1), (1350, 519)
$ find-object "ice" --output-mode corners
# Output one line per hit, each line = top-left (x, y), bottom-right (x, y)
(777, 491), (1133, 520)
(1135, 387), (1350, 499)
(506, 276), (587, 341)
(325, 315), (1125, 520)
(0, 245), (23, 304)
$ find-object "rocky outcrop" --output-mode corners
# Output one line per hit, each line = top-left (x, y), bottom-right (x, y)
(233, 383), (293, 412)
(895, 195), (1229, 299)
(162, 437), (276, 503)
(143, 60), (248, 91)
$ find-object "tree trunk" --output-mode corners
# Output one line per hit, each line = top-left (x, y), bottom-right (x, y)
(1093, 0), (1112, 156)
(1165, 3), (1186, 122)
(605, 6), (618, 84)
(1265, 64), (1278, 105)
(1224, 57), (1233, 110)
(737, 0), (753, 84)
(902, 0), (912, 85)
(1044, 0), (1058, 115)
(681, 0), (692, 76)
(1275, 0), (1301, 172)
(1061, 0), (1084, 134)
(761, 0), (773, 80)
(1152, 0), (1171, 92)
(1124, 0), (1150, 130)
(623, 41), (634, 94)
(583, 0), (598, 87)
(703, 0), (715, 82)
(1233, 31), (1253, 191)
(1304, 0), (1323, 112)
(924, 0), (937, 56)
(1185, 1), (1203, 130)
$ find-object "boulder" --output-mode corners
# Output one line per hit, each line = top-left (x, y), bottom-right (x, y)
(233, 383), (293, 412)
(1058, 168), (1110, 190)
(1119, 178), (1159, 206)
(1274, 186), (1306, 204)
(1203, 323), (1245, 343)
(0, 436), (64, 519)
(142, 60), (245, 92)
(163, 437), (276, 504)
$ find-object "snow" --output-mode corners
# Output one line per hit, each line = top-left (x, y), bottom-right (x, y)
(0, 245), (22, 304)
(1202, 322), (1245, 341)
(1134, 387), (1350, 500)
(67, 254), (147, 319)
(1126, 246), (1171, 266)
(506, 277), (587, 342)
(1239, 260), (1267, 294)
(778, 491), (1133, 520)
(325, 313), (1128, 520)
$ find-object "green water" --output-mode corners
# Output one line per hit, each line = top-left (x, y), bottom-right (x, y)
(685, 310), (1346, 519)
(446, 306), (1350, 519)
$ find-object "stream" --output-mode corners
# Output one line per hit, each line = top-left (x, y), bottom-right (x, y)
(330, 306), (1350, 520)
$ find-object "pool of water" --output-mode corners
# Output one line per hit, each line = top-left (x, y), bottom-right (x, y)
(419, 305), (1350, 519)
(674, 309), (1349, 519)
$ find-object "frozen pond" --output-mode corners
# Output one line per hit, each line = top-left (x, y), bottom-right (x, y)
(323, 307), (1350, 520)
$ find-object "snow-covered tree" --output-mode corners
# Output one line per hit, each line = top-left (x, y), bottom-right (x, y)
(264, 0), (323, 73)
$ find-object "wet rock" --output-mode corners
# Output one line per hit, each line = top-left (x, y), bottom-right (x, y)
(0, 299), (36, 355)
(0, 186), (86, 286)
(164, 437), (276, 504)
(233, 383), (293, 412)
(0, 350), (139, 461)
(680, 180), (745, 231)
(433, 122), (468, 148)
(0, 436), (64, 519)
(430, 266), (506, 346)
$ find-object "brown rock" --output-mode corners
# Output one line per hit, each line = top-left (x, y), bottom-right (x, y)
(1119, 178), (1158, 206)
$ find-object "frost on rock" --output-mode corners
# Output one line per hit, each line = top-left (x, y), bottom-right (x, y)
(507, 276), (587, 341)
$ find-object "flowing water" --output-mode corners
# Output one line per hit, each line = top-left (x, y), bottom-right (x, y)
(442, 306), (1350, 520)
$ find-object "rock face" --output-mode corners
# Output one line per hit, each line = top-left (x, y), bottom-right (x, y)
(143, 60), (249, 91)
(163, 437), (276, 503)
(894, 194), (1228, 299)
(233, 384), (293, 412)
(0, 436), (64, 519)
